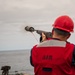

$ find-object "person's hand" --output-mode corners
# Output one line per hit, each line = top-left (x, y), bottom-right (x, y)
(41, 32), (46, 42)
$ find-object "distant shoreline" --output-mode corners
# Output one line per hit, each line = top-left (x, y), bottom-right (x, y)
(0, 49), (31, 52)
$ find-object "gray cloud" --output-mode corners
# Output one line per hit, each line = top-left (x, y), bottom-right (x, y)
(0, 0), (75, 23)
(0, 0), (75, 50)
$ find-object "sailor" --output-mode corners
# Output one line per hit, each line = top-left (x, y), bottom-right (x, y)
(30, 15), (75, 75)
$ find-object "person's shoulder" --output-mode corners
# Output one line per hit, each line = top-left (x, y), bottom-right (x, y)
(32, 44), (38, 49)
(67, 41), (75, 46)
(66, 42), (75, 51)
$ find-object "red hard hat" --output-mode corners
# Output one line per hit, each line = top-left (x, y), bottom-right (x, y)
(53, 15), (74, 32)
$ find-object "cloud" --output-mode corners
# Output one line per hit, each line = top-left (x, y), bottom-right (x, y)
(0, 0), (74, 11)
(0, 0), (75, 50)
(0, 0), (75, 28)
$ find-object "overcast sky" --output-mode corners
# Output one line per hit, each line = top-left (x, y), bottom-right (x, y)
(0, 0), (75, 51)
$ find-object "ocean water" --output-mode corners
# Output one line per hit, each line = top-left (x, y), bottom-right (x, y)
(0, 50), (34, 75)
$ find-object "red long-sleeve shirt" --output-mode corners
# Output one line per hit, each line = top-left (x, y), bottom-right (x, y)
(30, 39), (75, 75)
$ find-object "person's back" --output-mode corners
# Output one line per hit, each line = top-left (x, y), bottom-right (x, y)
(31, 39), (74, 75)
(30, 15), (75, 75)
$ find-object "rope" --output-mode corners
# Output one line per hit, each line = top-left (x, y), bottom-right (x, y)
(31, 32), (38, 43)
